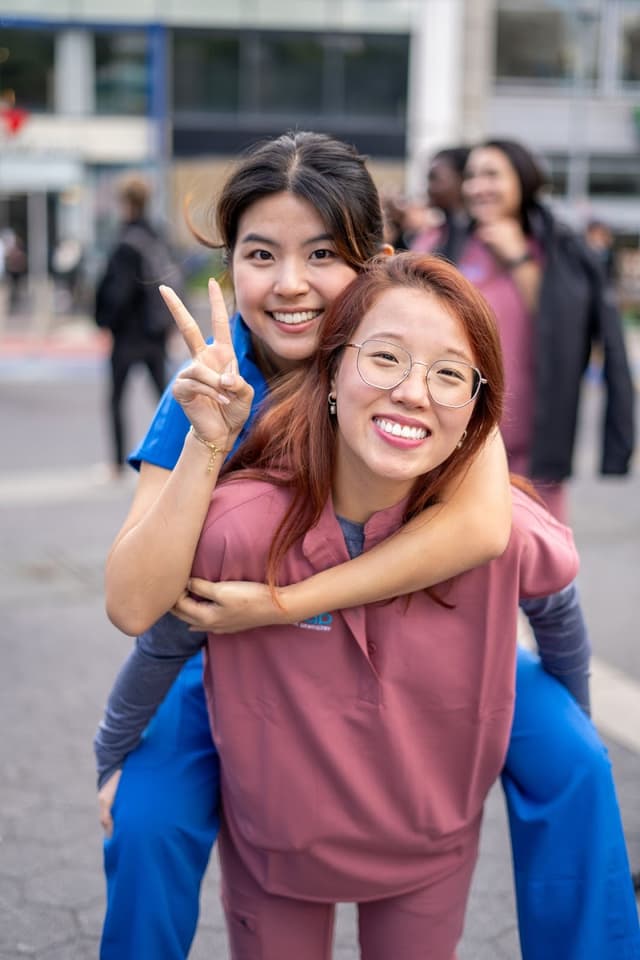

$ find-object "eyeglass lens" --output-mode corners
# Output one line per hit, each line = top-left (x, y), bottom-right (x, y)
(356, 340), (480, 408)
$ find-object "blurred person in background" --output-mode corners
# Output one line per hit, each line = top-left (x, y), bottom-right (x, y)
(52, 235), (85, 312)
(414, 145), (471, 265)
(415, 138), (635, 523)
(95, 176), (183, 474)
(3, 228), (28, 313)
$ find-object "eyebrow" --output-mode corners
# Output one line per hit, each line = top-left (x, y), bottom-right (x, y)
(238, 232), (335, 248)
(367, 333), (473, 363)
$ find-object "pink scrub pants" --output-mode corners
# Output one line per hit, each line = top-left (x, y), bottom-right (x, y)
(218, 823), (479, 960)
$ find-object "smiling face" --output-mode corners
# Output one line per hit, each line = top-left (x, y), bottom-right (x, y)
(230, 192), (359, 374)
(331, 285), (477, 522)
(462, 146), (522, 225)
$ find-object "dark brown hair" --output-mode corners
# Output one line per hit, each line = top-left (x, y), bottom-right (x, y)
(191, 131), (385, 269)
(118, 176), (150, 219)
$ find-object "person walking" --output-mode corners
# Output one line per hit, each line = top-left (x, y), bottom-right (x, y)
(95, 176), (181, 473)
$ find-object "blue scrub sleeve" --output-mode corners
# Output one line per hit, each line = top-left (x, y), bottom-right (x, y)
(127, 377), (192, 473)
(94, 614), (206, 788)
(519, 580), (591, 716)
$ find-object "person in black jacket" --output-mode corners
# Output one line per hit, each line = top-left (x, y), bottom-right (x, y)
(417, 138), (635, 522)
(96, 176), (178, 472)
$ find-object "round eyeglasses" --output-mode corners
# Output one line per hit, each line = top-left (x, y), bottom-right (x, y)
(345, 340), (487, 409)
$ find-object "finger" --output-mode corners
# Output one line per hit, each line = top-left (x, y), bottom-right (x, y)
(176, 359), (252, 396)
(176, 361), (233, 394)
(171, 598), (216, 630)
(173, 376), (232, 407)
(173, 367), (254, 406)
(208, 278), (234, 350)
(159, 285), (207, 358)
(187, 577), (222, 601)
(174, 593), (216, 616)
(99, 805), (113, 838)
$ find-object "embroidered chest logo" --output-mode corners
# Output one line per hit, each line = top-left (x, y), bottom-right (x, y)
(297, 613), (334, 632)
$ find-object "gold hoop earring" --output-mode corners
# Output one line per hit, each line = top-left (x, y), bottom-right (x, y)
(328, 393), (337, 416)
(456, 429), (468, 450)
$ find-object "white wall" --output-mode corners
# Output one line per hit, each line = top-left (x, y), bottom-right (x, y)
(2, 0), (414, 31)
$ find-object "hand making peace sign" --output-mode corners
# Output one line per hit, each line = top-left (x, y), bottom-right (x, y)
(159, 278), (254, 449)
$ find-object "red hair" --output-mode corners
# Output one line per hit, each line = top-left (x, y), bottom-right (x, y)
(224, 253), (505, 588)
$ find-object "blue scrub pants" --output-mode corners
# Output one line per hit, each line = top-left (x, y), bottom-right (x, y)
(502, 648), (640, 959)
(100, 653), (219, 959)
(100, 647), (640, 959)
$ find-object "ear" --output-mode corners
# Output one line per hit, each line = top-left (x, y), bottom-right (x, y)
(379, 243), (394, 257)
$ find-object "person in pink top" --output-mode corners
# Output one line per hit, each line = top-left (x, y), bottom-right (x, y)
(157, 252), (577, 959)
(413, 139), (634, 523)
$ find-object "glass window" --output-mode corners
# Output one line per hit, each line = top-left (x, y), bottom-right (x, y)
(173, 31), (240, 113)
(588, 155), (640, 196)
(256, 34), (323, 113)
(620, 8), (640, 85)
(544, 153), (569, 195)
(0, 28), (55, 112)
(341, 34), (408, 117)
(95, 31), (148, 115)
(495, 3), (600, 85)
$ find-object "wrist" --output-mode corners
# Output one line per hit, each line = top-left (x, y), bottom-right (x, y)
(275, 583), (310, 624)
(187, 426), (233, 473)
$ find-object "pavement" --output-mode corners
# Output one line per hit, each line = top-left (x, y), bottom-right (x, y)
(0, 314), (639, 959)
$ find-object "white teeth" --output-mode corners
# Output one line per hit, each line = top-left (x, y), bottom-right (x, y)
(272, 310), (321, 325)
(374, 418), (428, 440)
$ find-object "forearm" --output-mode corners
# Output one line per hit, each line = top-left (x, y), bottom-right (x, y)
(520, 581), (591, 715)
(105, 431), (228, 635)
(277, 431), (511, 621)
(94, 614), (206, 787)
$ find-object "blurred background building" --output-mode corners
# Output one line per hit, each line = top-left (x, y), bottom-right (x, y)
(1, 0), (639, 321)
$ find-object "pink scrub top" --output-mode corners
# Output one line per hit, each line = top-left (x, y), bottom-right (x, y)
(412, 228), (540, 478)
(193, 481), (578, 903)
(458, 236), (539, 476)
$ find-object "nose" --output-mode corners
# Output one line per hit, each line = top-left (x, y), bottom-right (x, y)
(389, 362), (432, 409)
(273, 258), (310, 298)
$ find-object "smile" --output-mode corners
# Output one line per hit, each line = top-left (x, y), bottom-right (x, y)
(373, 418), (429, 441)
(270, 310), (322, 326)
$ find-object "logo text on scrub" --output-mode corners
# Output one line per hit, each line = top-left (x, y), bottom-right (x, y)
(298, 613), (333, 631)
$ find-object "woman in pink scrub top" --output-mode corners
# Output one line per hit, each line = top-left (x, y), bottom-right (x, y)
(415, 139), (634, 523)
(184, 253), (578, 960)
